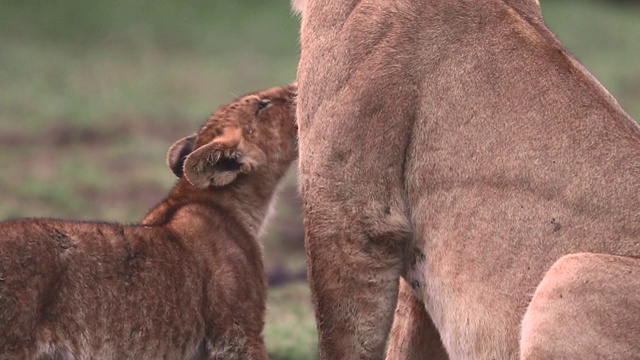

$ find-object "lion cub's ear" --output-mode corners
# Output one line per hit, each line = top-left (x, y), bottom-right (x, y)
(167, 133), (198, 178)
(183, 127), (266, 188)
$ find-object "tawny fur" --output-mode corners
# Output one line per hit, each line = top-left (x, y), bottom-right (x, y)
(294, 0), (640, 359)
(386, 279), (448, 360)
(0, 84), (297, 360)
(520, 253), (640, 360)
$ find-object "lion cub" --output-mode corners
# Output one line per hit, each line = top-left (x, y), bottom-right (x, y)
(0, 84), (297, 360)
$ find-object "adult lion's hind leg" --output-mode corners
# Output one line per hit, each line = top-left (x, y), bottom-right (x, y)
(520, 252), (640, 360)
(386, 278), (449, 360)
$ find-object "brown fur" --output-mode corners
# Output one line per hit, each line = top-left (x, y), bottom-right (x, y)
(386, 279), (448, 360)
(520, 253), (640, 360)
(294, 0), (640, 358)
(0, 84), (297, 360)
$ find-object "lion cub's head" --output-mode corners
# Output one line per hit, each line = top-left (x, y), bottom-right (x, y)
(167, 83), (297, 188)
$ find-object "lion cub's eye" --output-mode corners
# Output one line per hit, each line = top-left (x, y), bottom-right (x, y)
(256, 99), (272, 115)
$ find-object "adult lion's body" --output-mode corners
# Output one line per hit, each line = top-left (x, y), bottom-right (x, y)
(295, 0), (640, 358)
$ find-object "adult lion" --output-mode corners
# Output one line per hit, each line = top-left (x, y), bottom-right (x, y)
(293, 0), (640, 359)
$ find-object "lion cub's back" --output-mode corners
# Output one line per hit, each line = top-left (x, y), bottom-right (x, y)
(0, 219), (205, 359)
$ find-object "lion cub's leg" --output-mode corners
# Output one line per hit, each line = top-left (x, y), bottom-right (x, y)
(520, 253), (640, 359)
(386, 278), (449, 360)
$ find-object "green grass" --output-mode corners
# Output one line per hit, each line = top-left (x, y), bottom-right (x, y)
(0, 1), (300, 133)
(0, 1), (639, 359)
(266, 283), (319, 360)
(543, 0), (640, 118)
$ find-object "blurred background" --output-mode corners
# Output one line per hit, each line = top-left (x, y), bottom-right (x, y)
(0, 1), (638, 359)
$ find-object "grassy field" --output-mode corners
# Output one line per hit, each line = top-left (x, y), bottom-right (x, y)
(1, 1), (639, 359)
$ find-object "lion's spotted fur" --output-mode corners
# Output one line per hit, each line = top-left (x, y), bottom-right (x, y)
(0, 84), (297, 360)
(294, 0), (640, 358)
